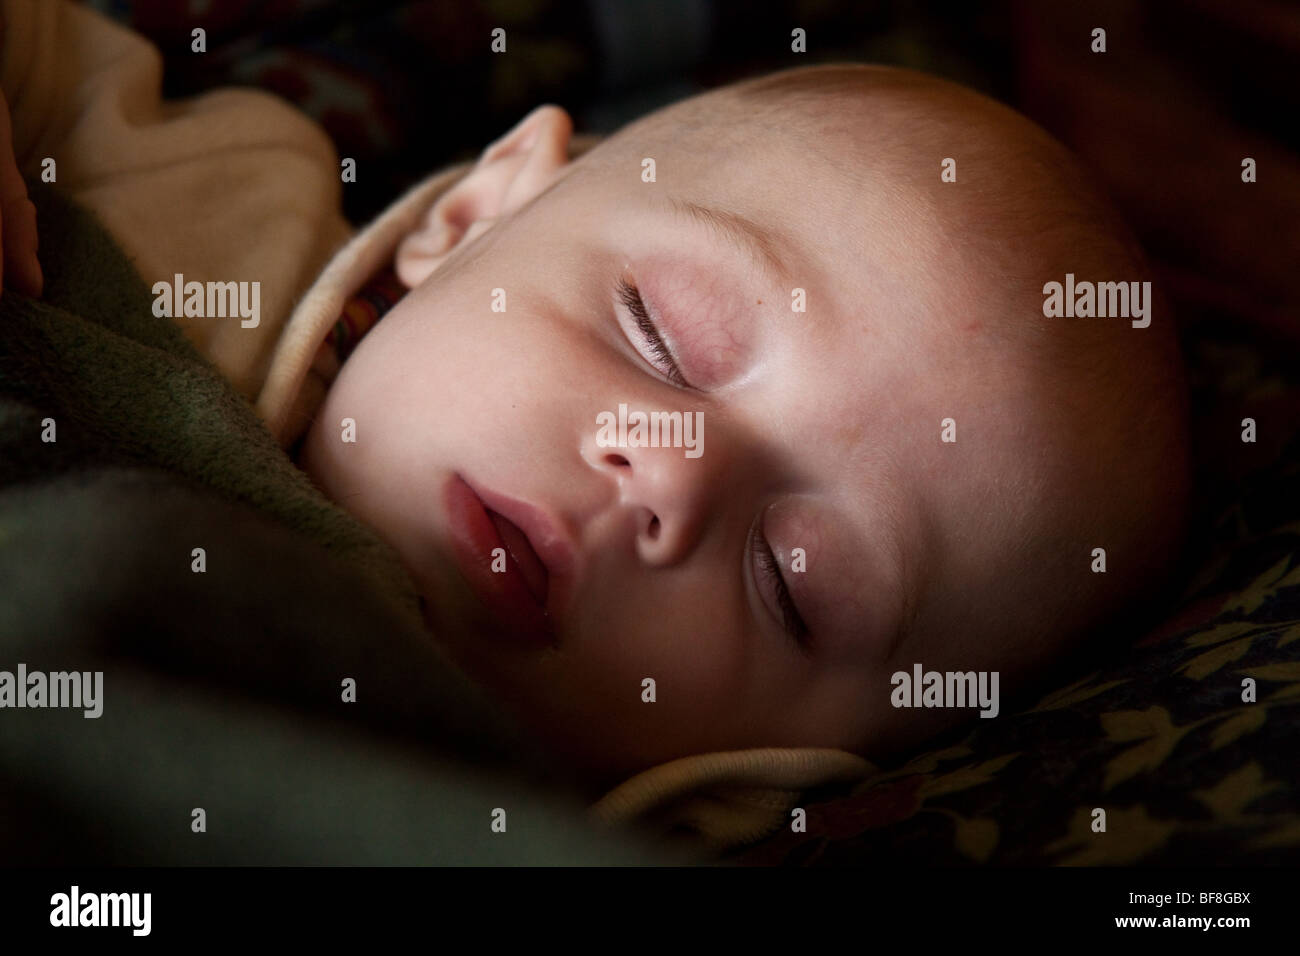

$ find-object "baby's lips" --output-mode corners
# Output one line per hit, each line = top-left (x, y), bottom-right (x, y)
(472, 483), (581, 621)
(487, 508), (549, 606)
(442, 473), (558, 650)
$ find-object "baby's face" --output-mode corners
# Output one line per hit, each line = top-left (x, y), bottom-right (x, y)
(300, 97), (1096, 785)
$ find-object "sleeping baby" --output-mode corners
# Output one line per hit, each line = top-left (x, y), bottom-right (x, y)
(0, 12), (1192, 799)
(291, 65), (1194, 788)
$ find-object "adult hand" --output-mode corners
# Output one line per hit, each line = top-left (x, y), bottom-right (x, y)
(0, 86), (42, 298)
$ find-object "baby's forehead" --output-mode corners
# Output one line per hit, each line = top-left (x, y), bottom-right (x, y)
(579, 73), (1117, 387)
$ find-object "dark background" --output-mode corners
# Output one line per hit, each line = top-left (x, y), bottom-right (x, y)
(84, 0), (1019, 222)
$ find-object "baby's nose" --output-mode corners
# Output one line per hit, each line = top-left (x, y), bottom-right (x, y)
(580, 404), (722, 566)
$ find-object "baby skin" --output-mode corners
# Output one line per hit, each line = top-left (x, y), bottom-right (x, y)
(298, 64), (1192, 789)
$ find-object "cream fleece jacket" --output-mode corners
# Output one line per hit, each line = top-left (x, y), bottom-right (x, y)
(1, 0), (350, 403)
(2, 0), (878, 854)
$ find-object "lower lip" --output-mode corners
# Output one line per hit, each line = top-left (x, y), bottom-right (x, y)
(442, 474), (554, 648)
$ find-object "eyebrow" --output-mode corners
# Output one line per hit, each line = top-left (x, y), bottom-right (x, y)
(667, 197), (794, 287)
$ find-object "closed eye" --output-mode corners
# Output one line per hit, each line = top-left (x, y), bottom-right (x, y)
(616, 277), (690, 389)
(749, 523), (811, 651)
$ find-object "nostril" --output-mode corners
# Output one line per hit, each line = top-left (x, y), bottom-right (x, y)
(604, 452), (630, 468)
(646, 515), (660, 539)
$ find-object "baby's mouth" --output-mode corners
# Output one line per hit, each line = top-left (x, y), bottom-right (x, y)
(441, 474), (559, 649)
(486, 508), (550, 607)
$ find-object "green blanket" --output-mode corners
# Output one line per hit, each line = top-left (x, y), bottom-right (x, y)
(0, 184), (664, 864)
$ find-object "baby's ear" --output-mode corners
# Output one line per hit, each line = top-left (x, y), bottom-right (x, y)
(395, 104), (573, 289)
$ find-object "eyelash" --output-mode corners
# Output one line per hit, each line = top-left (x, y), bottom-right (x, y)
(750, 527), (810, 650)
(616, 277), (689, 388)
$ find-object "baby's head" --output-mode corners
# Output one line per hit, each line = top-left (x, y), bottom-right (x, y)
(299, 64), (1191, 789)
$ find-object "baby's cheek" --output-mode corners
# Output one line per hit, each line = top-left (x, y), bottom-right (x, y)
(571, 563), (747, 687)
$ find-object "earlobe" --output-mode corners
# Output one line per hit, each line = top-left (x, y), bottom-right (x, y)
(394, 104), (574, 289)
